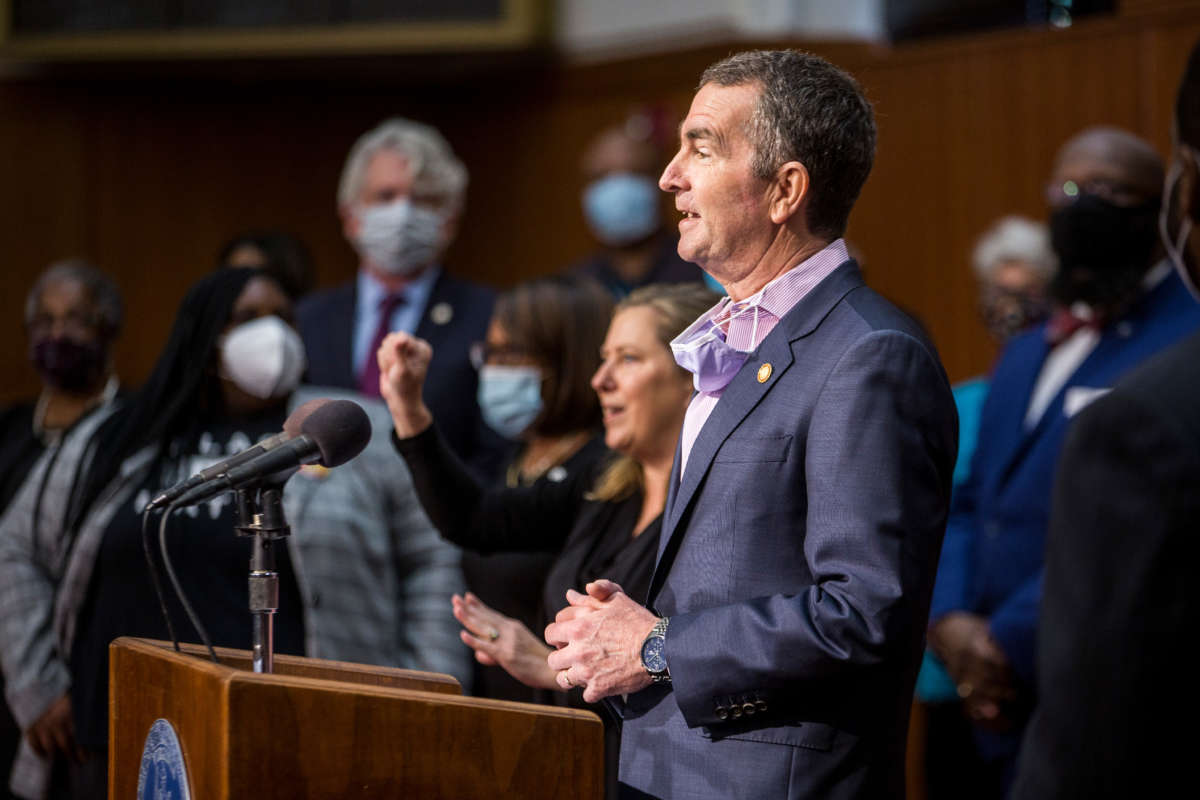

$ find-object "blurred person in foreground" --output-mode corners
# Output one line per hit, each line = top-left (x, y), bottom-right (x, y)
(1011, 38), (1200, 799)
(544, 50), (958, 799)
(915, 216), (1055, 799)
(457, 275), (614, 703)
(0, 268), (466, 800)
(570, 113), (707, 297)
(297, 117), (502, 475)
(929, 125), (1200, 797)
(378, 283), (717, 798)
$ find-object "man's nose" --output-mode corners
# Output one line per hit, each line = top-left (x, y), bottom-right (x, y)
(660, 154), (684, 192)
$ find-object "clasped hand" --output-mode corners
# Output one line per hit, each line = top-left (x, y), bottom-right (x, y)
(544, 579), (659, 704)
(929, 612), (1018, 731)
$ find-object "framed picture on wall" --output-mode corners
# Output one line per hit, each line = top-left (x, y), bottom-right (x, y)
(0, 0), (547, 60)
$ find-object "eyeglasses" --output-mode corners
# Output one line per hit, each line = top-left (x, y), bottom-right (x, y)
(469, 341), (535, 370)
(1044, 178), (1145, 209)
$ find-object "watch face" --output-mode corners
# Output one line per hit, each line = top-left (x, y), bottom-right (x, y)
(641, 635), (667, 673)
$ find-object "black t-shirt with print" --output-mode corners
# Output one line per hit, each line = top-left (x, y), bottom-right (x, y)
(70, 409), (306, 751)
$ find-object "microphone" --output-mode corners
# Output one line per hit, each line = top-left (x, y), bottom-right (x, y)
(145, 397), (332, 511)
(170, 399), (372, 508)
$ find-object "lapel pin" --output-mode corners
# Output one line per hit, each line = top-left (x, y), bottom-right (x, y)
(757, 363), (772, 383)
(430, 302), (454, 325)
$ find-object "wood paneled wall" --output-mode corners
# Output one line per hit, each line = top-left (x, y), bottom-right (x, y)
(3, 3), (1200, 404)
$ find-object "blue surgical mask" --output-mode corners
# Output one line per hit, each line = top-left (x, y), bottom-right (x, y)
(582, 173), (661, 247)
(477, 365), (543, 439)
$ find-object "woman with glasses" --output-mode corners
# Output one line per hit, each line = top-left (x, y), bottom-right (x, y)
(377, 282), (719, 798)
(458, 275), (615, 703)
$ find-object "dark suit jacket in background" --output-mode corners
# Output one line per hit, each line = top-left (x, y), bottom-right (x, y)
(929, 270), (1200, 772)
(1011, 329), (1200, 799)
(932, 270), (1200, 680)
(296, 269), (503, 474)
(617, 262), (959, 800)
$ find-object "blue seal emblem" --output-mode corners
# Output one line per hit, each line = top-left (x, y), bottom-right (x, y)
(137, 719), (191, 800)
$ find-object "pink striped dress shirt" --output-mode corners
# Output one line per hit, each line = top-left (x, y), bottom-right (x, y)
(678, 238), (851, 477)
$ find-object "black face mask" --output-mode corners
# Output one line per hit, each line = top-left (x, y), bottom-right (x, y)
(31, 337), (106, 393)
(1049, 193), (1161, 308)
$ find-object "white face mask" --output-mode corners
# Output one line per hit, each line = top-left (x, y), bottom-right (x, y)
(219, 316), (307, 400)
(354, 198), (445, 276)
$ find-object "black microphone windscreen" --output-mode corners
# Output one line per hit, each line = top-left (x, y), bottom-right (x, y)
(299, 399), (372, 467)
(283, 397), (333, 437)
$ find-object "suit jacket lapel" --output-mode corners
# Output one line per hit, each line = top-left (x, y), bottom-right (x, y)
(990, 335), (1050, 481)
(413, 270), (449, 344)
(649, 261), (865, 601)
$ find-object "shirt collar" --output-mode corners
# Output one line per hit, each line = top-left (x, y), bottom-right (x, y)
(714, 238), (850, 321)
(357, 265), (442, 316)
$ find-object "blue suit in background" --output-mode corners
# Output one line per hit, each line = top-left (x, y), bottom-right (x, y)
(297, 270), (503, 475)
(930, 268), (1200, 771)
(617, 262), (959, 799)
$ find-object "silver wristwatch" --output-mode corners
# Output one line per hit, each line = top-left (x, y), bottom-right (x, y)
(640, 617), (671, 683)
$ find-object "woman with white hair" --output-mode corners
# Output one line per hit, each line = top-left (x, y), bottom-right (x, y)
(915, 214), (1056, 798)
(972, 215), (1057, 345)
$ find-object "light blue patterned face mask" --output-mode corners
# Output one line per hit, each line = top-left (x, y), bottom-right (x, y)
(355, 198), (444, 276)
(582, 172), (661, 247)
(477, 365), (544, 439)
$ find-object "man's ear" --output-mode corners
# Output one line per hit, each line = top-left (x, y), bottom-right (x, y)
(769, 161), (809, 226)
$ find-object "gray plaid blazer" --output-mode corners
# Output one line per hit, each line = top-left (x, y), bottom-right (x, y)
(0, 385), (467, 798)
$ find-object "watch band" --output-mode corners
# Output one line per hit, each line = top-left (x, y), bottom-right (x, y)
(642, 616), (671, 683)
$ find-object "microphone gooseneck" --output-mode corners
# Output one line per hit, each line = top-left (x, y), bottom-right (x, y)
(144, 397), (333, 511)
(168, 399), (372, 508)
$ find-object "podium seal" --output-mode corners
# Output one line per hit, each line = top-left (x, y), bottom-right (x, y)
(137, 719), (191, 800)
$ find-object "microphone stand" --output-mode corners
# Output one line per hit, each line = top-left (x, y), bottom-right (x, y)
(234, 485), (291, 674)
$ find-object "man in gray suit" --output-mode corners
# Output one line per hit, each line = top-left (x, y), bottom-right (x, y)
(545, 50), (958, 799)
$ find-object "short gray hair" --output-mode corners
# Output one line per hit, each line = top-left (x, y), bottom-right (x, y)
(699, 50), (876, 240)
(971, 216), (1057, 283)
(25, 258), (124, 336)
(337, 118), (468, 213)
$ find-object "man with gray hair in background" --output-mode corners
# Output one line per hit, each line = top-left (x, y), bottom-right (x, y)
(544, 49), (957, 799)
(297, 118), (501, 473)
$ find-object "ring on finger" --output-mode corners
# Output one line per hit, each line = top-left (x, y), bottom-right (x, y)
(486, 627), (499, 641)
(561, 671), (573, 688)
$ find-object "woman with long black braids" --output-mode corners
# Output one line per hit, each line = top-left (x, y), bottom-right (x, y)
(0, 268), (466, 799)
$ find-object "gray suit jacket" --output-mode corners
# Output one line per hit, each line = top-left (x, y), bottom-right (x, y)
(618, 263), (958, 799)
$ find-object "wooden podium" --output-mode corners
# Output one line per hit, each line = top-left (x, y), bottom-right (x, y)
(109, 638), (603, 799)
